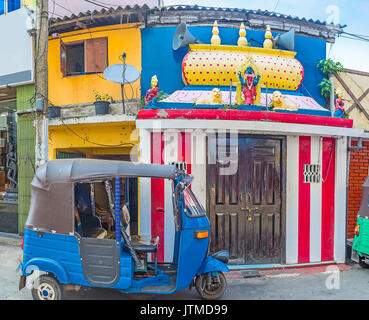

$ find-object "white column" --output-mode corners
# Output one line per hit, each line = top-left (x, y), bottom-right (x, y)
(334, 136), (347, 263)
(163, 130), (178, 262)
(138, 128), (151, 238)
(286, 135), (299, 264)
(310, 136), (322, 262)
(191, 129), (207, 208)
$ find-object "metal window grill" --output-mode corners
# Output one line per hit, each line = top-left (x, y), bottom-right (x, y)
(303, 164), (321, 183)
(169, 161), (187, 173)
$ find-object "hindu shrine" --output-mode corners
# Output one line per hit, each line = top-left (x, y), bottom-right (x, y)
(144, 21), (330, 117)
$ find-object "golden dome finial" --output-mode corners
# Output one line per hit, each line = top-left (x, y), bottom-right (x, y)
(151, 75), (158, 88)
(211, 20), (221, 45)
(263, 25), (273, 49)
(237, 22), (248, 47)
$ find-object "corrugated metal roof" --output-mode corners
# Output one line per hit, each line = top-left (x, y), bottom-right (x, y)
(49, 4), (342, 37)
(156, 5), (327, 25)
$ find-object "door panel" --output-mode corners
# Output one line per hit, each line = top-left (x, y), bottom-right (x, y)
(207, 135), (283, 264)
(80, 238), (120, 287)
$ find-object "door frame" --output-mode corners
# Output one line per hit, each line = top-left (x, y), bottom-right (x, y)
(206, 133), (287, 265)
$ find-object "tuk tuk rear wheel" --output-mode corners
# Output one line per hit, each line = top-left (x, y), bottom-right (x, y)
(31, 275), (63, 300)
(195, 271), (227, 300)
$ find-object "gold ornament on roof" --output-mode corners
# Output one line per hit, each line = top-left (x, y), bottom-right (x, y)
(237, 22), (248, 47)
(211, 20), (221, 45)
(263, 25), (274, 49)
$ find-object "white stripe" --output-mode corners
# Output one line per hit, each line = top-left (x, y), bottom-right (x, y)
(309, 136), (322, 262)
(334, 137), (347, 263)
(286, 136), (299, 264)
(191, 129), (207, 208)
(163, 130), (178, 262)
(138, 128), (151, 238)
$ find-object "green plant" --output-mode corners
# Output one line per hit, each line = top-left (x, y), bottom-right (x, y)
(318, 78), (333, 100)
(317, 59), (344, 101)
(317, 59), (344, 75)
(93, 90), (112, 102)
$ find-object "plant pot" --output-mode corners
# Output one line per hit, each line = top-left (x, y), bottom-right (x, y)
(94, 101), (110, 115)
(48, 106), (61, 118)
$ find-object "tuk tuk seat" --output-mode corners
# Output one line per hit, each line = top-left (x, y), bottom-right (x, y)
(124, 235), (159, 254)
(82, 227), (108, 239)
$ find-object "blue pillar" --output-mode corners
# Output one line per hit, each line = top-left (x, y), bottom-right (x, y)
(115, 178), (121, 242)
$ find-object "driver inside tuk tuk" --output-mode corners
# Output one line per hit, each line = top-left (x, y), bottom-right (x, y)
(74, 188), (107, 239)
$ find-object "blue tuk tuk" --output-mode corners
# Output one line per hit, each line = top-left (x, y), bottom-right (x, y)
(19, 159), (229, 300)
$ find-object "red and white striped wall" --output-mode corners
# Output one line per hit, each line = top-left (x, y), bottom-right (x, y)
(139, 129), (200, 262)
(286, 136), (347, 264)
(139, 123), (348, 265)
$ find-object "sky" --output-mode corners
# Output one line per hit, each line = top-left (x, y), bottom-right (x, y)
(164, 0), (369, 72)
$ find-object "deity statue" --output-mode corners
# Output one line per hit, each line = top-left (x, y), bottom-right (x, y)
(144, 75), (159, 107)
(6, 142), (17, 191)
(334, 88), (348, 118)
(238, 66), (261, 105)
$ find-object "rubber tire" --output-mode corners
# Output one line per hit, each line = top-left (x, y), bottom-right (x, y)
(195, 272), (227, 300)
(31, 274), (63, 300)
(359, 257), (369, 269)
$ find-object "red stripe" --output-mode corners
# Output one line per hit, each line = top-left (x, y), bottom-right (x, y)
(151, 132), (165, 262)
(321, 138), (335, 261)
(138, 109), (353, 128)
(179, 132), (192, 189)
(298, 136), (311, 264)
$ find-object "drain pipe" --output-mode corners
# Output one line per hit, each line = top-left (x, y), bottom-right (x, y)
(346, 137), (363, 261)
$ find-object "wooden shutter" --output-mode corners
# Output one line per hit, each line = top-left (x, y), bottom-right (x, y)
(85, 37), (108, 73)
(60, 39), (67, 76)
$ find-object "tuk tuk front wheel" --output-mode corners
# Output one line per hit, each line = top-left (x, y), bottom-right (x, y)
(359, 257), (369, 269)
(31, 274), (63, 300)
(195, 271), (227, 300)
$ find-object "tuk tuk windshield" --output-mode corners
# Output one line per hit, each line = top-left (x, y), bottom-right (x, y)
(183, 186), (206, 218)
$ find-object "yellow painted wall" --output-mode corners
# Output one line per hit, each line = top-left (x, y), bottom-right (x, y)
(48, 23), (142, 106)
(48, 121), (139, 160)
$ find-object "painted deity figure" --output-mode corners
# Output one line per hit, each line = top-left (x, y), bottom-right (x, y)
(334, 88), (348, 118)
(238, 66), (261, 105)
(144, 75), (159, 107)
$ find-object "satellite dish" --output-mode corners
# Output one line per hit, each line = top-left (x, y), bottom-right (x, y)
(103, 63), (140, 84)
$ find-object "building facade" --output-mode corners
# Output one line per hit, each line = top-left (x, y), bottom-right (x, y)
(0, 1), (35, 234)
(136, 6), (369, 266)
(22, 5), (369, 269)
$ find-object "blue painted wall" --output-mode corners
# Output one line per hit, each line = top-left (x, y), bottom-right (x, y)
(141, 26), (326, 107)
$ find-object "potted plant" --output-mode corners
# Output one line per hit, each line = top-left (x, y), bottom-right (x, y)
(93, 90), (112, 115)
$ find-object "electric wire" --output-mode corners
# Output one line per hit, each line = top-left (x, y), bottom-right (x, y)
(272, 0), (280, 13)
(83, 0), (110, 9)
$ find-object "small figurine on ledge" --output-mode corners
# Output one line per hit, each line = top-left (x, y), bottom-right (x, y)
(271, 91), (298, 111)
(195, 88), (223, 105)
(144, 75), (159, 108)
(238, 66), (261, 105)
(334, 88), (348, 118)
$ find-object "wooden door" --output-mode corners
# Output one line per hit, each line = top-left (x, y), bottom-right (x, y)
(207, 135), (283, 265)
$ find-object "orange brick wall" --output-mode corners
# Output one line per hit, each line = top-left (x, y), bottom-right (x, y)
(347, 140), (369, 239)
